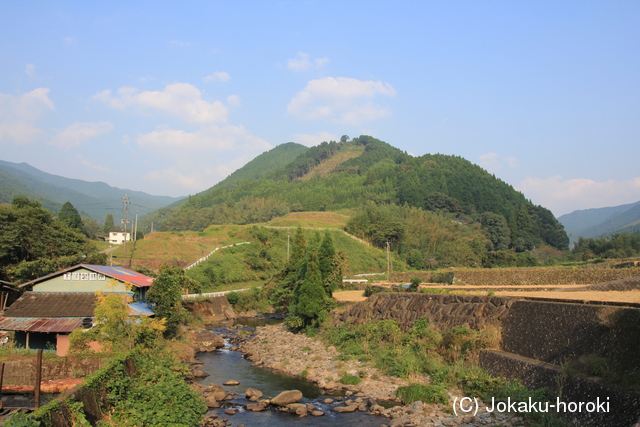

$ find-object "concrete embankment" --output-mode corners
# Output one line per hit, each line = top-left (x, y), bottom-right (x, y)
(336, 292), (640, 427)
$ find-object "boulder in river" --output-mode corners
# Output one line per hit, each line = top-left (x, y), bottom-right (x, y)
(270, 390), (303, 406)
(246, 387), (263, 400)
(191, 329), (225, 352)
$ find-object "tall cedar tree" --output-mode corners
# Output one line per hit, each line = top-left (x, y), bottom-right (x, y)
(318, 231), (337, 296)
(103, 213), (116, 236)
(58, 201), (83, 232)
(293, 249), (327, 325)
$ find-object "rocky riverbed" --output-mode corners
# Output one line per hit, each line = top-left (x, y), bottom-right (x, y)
(190, 323), (524, 427)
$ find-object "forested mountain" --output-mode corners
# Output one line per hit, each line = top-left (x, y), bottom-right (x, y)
(0, 160), (183, 223)
(143, 136), (569, 266)
(212, 142), (308, 190)
(559, 200), (640, 243)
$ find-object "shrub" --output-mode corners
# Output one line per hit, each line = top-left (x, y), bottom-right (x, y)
(396, 384), (448, 405)
(340, 373), (361, 385)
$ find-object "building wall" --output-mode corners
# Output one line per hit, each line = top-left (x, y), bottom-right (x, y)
(56, 334), (70, 356)
(32, 268), (131, 293)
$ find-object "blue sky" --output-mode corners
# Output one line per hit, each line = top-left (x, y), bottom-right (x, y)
(1, 1), (639, 216)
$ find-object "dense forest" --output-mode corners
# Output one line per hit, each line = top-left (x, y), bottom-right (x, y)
(141, 136), (568, 270)
(0, 197), (105, 284)
(572, 232), (640, 260)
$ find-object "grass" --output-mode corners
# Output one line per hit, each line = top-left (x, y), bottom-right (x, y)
(319, 318), (565, 425)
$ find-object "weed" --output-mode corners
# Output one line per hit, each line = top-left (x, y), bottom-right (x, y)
(396, 384), (448, 405)
(340, 373), (361, 385)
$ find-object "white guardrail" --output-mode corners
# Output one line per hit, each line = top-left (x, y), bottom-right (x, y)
(182, 288), (256, 299)
(184, 241), (251, 270)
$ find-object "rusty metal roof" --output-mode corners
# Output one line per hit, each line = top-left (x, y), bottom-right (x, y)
(0, 317), (83, 333)
(19, 264), (153, 289)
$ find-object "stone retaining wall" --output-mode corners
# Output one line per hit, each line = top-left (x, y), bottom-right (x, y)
(2, 355), (106, 386)
(335, 292), (515, 331)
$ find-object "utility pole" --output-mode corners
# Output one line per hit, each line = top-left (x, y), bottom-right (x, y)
(122, 194), (130, 258)
(386, 240), (391, 279)
(134, 211), (138, 241)
(287, 231), (291, 261)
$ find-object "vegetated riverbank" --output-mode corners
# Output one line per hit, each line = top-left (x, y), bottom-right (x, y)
(237, 323), (526, 427)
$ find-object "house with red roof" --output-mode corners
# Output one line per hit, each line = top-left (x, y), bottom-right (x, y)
(0, 264), (154, 356)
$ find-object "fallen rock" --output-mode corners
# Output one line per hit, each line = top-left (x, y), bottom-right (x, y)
(223, 380), (239, 386)
(270, 389), (303, 406)
(311, 410), (325, 416)
(224, 409), (236, 415)
(246, 403), (266, 412)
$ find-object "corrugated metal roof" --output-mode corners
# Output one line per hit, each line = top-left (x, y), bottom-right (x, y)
(78, 264), (153, 288)
(0, 317), (83, 333)
(19, 264), (154, 289)
(128, 302), (155, 317)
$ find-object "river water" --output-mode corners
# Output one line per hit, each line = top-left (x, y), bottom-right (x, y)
(196, 320), (383, 426)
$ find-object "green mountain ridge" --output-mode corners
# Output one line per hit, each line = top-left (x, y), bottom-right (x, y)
(559, 201), (640, 243)
(0, 160), (183, 223)
(143, 136), (569, 257)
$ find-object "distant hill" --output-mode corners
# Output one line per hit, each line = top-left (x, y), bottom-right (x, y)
(0, 160), (183, 224)
(559, 200), (640, 243)
(144, 135), (569, 254)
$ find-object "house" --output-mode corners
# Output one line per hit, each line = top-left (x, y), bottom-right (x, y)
(108, 230), (131, 244)
(0, 264), (154, 356)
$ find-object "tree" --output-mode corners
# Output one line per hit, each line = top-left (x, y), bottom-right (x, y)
(480, 212), (511, 251)
(69, 290), (166, 353)
(0, 197), (92, 282)
(58, 201), (83, 232)
(146, 265), (199, 337)
(318, 231), (337, 296)
(290, 250), (329, 327)
(103, 213), (115, 236)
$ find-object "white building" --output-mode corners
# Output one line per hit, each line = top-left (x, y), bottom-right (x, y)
(108, 230), (131, 244)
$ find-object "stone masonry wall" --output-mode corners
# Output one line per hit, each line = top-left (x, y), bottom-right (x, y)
(335, 293), (515, 331)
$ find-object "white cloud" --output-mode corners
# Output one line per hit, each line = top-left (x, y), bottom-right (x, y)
(25, 64), (37, 79)
(479, 152), (518, 173)
(93, 83), (228, 124)
(169, 40), (191, 48)
(79, 156), (110, 172)
(518, 175), (640, 216)
(287, 52), (329, 71)
(226, 95), (241, 107)
(51, 122), (113, 148)
(292, 131), (338, 147)
(288, 77), (396, 125)
(0, 88), (54, 143)
(136, 124), (272, 192)
(203, 71), (230, 83)
(145, 167), (200, 192)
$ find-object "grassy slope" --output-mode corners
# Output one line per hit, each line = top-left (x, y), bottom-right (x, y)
(114, 212), (408, 282)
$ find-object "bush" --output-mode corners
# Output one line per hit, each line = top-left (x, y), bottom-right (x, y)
(340, 373), (361, 385)
(396, 384), (448, 405)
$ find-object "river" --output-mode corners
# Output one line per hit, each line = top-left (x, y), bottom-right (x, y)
(196, 320), (383, 426)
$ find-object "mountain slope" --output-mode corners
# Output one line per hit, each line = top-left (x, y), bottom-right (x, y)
(559, 200), (640, 242)
(0, 160), (183, 223)
(212, 142), (308, 190)
(144, 135), (568, 252)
